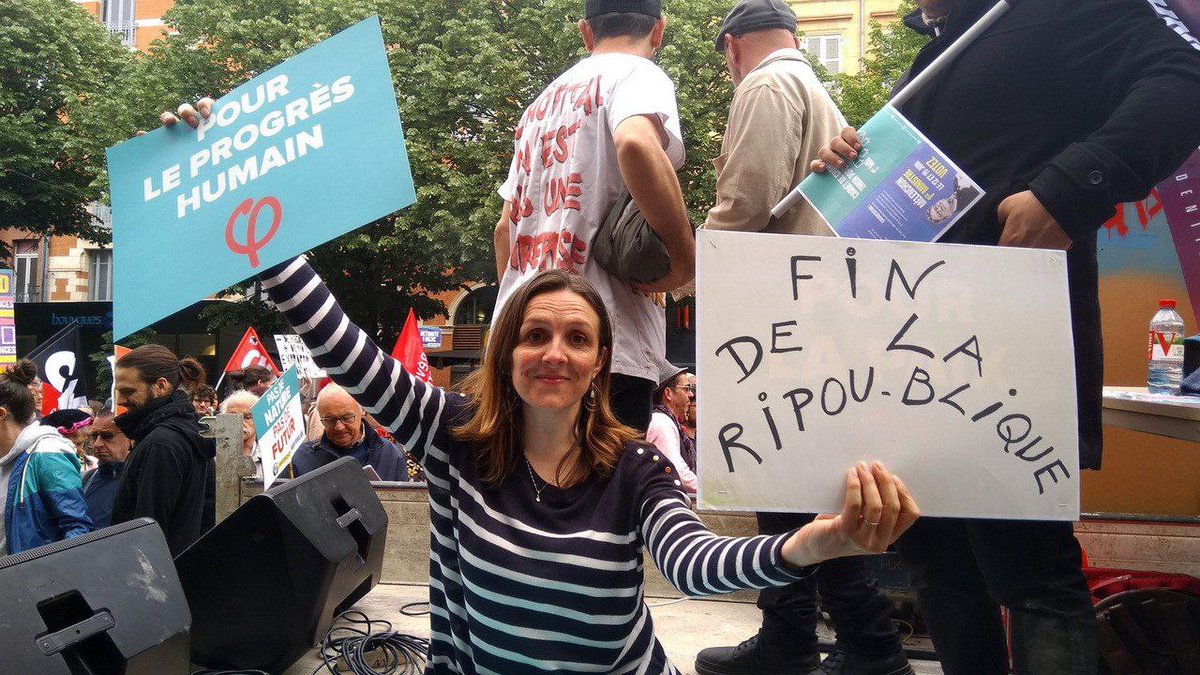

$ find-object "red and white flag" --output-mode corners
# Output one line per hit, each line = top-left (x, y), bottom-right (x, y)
(391, 309), (432, 383)
(224, 327), (281, 375)
(27, 322), (90, 416)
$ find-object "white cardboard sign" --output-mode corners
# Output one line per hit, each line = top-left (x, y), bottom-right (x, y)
(274, 334), (326, 378)
(696, 231), (1080, 520)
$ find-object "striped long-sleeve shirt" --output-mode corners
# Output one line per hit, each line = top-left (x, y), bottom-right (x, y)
(260, 258), (806, 674)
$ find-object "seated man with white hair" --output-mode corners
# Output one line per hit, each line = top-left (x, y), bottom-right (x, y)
(287, 384), (407, 480)
(218, 390), (262, 479)
(219, 390), (260, 459)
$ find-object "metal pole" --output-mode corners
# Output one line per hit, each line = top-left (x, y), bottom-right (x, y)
(771, 0), (1017, 218)
(890, 0), (1015, 108)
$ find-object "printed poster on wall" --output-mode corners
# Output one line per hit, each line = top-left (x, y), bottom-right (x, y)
(798, 105), (983, 243)
(0, 270), (15, 365)
(696, 230), (1079, 520)
(252, 366), (305, 488)
(107, 16), (415, 340)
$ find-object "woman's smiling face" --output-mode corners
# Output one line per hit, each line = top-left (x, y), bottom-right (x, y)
(511, 289), (606, 413)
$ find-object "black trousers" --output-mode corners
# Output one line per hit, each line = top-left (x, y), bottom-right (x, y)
(610, 373), (653, 433)
(894, 517), (1097, 675)
(757, 512), (906, 657)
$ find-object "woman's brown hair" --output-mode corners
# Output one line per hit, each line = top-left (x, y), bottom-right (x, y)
(452, 270), (638, 487)
(0, 359), (39, 424)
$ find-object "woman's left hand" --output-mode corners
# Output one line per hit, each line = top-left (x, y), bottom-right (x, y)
(781, 461), (920, 568)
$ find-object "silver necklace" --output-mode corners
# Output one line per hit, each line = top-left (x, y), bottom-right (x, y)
(525, 458), (548, 503)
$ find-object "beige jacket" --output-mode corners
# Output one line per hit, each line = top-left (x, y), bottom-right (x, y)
(703, 48), (847, 236)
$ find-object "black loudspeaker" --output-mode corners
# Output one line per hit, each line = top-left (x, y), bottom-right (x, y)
(176, 456), (389, 673)
(0, 518), (191, 675)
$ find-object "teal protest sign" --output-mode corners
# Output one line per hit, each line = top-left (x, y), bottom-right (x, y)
(107, 16), (414, 340)
(252, 366), (304, 488)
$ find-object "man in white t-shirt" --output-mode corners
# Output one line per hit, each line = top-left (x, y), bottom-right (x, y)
(493, 0), (695, 432)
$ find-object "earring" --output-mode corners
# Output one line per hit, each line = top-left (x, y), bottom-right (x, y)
(584, 382), (598, 412)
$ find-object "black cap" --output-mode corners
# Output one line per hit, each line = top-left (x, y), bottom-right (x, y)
(585, 0), (662, 19)
(714, 0), (798, 51)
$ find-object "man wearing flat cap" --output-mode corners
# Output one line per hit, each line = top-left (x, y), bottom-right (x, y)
(493, 0), (695, 432)
(695, 2), (911, 675)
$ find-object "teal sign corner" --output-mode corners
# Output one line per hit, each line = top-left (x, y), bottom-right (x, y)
(107, 16), (414, 340)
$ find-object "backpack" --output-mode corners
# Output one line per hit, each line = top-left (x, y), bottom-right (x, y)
(1087, 567), (1200, 674)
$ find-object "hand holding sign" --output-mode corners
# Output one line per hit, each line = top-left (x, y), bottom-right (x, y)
(108, 16), (414, 341)
(781, 461), (920, 568)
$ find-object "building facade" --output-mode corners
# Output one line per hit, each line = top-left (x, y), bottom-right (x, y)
(791, 0), (903, 76)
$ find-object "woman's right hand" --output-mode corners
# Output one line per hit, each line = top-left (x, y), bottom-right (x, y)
(781, 461), (920, 568)
(809, 126), (864, 174)
(135, 97), (215, 136)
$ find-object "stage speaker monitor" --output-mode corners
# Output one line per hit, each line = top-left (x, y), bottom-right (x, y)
(0, 518), (192, 675)
(176, 455), (389, 673)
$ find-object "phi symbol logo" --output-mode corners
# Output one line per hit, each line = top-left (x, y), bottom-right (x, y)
(225, 196), (282, 268)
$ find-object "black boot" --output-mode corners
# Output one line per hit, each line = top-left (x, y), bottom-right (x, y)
(818, 647), (915, 675)
(695, 633), (822, 675)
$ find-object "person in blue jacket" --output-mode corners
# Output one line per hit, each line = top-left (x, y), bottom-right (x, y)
(288, 384), (407, 480)
(0, 360), (93, 554)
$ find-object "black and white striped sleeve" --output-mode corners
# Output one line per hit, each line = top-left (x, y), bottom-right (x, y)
(258, 256), (451, 467)
(638, 484), (808, 597)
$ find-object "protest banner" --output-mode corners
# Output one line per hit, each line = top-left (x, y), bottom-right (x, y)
(274, 334), (325, 378)
(0, 270), (15, 365)
(1161, 150), (1200, 318)
(797, 106), (983, 242)
(696, 230), (1079, 520)
(107, 16), (415, 340)
(252, 366), (305, 489)
(1148, 1), (1200, 319)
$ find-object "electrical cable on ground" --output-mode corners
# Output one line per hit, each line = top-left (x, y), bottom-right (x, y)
(311, 609), (429, 675)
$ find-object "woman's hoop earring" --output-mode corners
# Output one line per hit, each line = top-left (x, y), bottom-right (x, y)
(584, 382), (599, 412)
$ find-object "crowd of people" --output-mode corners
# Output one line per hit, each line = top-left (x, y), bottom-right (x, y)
(0, 346), (430, 559)
(2, 0), (1197, 673)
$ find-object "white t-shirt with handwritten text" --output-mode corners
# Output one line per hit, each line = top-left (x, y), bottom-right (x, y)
(497, 53), (685, 382)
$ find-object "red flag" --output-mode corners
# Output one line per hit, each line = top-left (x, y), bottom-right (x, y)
(391, 309), (432, 383)
(224, 327), (281, 375)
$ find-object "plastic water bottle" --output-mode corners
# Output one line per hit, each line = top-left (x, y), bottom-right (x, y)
(1148, 299), (1185, 395)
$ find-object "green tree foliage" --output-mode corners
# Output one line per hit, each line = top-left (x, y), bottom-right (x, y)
(0, 0), (134, 245)
(830, 1), (927, 128)
(117, 0), (734, 344)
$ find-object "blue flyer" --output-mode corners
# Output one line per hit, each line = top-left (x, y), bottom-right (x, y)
(798, 105), (983, 242)
(107, 16), (414, 340)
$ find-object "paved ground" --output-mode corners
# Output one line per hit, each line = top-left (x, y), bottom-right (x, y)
(286, 583), (944, 674)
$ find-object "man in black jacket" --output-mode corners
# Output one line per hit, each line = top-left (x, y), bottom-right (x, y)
(111, 345), (216, 555)
(815, 1), (1200, 673)
(288, 385), (406, 480)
